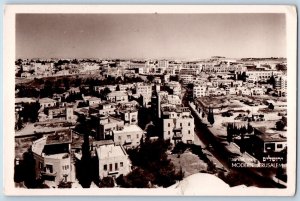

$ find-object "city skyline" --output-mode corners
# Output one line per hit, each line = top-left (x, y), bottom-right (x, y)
(16, 14), (286, 59)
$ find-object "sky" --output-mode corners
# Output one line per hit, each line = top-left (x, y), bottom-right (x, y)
(16, 14), (286, 59)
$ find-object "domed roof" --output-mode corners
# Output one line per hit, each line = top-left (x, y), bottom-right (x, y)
(174, 173), (230, 195)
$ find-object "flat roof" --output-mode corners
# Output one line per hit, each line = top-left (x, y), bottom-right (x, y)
(256, 133), (286, 142)
(93, 140), (114, 147)
(39, 97), (56, 103)
(46, 129), (72, 145)
(114, 124), (143, 134)
(96, 143), (127, 160)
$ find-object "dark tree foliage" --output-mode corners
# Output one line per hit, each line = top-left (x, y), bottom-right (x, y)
(16, 86), (40, 98)
(268, 103), (275, 110)
(116, 168), (154, 188)
(78, 132), (92, 188)
(227, 123), (233, 143)
(268, 75), (276, 86)
(276, 120), (286, 131)
(65, 92), (83, 103)
(207, 107), (215, 126)
(19, 101), (40, 123)
(15, 117), (24, 131)
(121, 139), (179, 188)
(247, 122), (254, 134)
(99, 177), (115, 188)
(22, 147), (37, 188)
(169, 75), (179, 82)
(58, 181), (72, 188)
(240, 133), (246, 154)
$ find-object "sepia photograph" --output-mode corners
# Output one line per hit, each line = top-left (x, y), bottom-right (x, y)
(3, 5), (297, 196)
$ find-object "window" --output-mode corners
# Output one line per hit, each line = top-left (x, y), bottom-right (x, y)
(180, 123), (182, 127)
(39, 162), (43, 169)
(168, 131), (170, 135)
(277, 144), (283, 149)
(45, 164), (53, 173)
(188, 122), (190, 126)
(168, 123), (170, 127)
(120, 162), (123, 167)
(188, 130), (190, 134)
(109, 164), (113, 172)
(115, 163), (118, 171)
(118, 136), (121, 140)
(103, 164), (107, 171)
(136, 134), (139, 138)
(127, 135), (131, 140)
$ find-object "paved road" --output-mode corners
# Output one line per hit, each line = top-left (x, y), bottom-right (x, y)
(182, 90), (285, 188)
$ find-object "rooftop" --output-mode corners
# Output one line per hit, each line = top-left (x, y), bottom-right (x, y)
(96, 143), (127, 160)
(113, 124), (143, 134)
(46, 129), (72, 145)
(39, 97), (56, 103)
(107, 91), (127, 97)
(93, 140), (114, 147)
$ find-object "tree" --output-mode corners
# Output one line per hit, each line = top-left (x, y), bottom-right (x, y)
(240, 132), (246, 154)
(268, 103), (275, 110)
(22, 147), (37, 188)
(15, 117), (23, 131)
(227, 123), (233, 143)
(78, 132), (92, 188)
(247, 122), (253, 134)
(207, 107), (215, 126)
(268, 75), (276, 86)
(99, 177), (115, 188)
(147, 75), (155, 83)
(116, 84), (120, 91)
(19, 101), (40, 123)
(123, 139), (179, 188)
(276, 120), (286, 131)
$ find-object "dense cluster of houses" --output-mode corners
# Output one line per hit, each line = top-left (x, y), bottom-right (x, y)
(15, 56), (287, 187)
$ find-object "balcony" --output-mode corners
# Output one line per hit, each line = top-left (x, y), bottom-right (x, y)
(173, 133), (183, 139)
(173, 127), (182, 132)
(41, 171), (57, 177)
(108, 170), (119, 176)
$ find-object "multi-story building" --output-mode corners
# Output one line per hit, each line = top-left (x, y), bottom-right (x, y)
(91, 114), (125, 140)
(161, 106), (194, 144)
(136, 83), (152, 97)
(116, 108), (138, 125)
(39, 98), (57, 109)
(113, 124), (144, 149)
(179, 74), (193, 84)
(31, 129), (73, 185)
(93, 140), (131, 179)
(274, 75), (287, 96)
(193, 85), (207, 98)
(136, 83), (152, 107)
(107, 91), (128, 103)
(89, 102), (116, 116)
(39, 105), (75, 122)
(245, 70), (283, 82)
(180, 68), (199, 76)
(82, 96), (102, 106)
(166, 81), (181, 96)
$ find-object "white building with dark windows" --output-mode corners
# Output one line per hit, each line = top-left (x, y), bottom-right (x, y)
(31, 129), (73, 185)
(161, 106), (194, 145)
(193, 85), (207, 98)
(93, 140), (131, 179)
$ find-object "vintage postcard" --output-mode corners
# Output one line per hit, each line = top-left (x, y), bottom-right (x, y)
(3, 5), (297, 196)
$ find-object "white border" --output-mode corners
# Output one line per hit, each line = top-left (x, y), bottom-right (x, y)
(3, 5), (297, 196)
